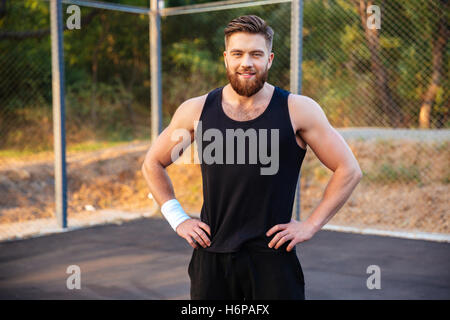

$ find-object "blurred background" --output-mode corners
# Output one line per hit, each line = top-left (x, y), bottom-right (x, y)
(0, 0), (448, 241)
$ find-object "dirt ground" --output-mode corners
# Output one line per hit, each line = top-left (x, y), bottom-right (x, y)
(0, 139), (448, 234)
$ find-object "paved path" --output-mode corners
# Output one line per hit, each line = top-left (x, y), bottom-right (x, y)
(337, 127), (450, 141)
(0, 217), (448, 299)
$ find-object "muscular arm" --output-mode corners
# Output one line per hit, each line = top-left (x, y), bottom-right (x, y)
(141, 95), (211, 249)
(141, 96), (205, 206)
(290, 94), (363, 232)
(267, 95), (362, 251)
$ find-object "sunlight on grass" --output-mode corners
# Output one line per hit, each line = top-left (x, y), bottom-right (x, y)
(67, 140), (127, 153)
(0, 140), (142, 160)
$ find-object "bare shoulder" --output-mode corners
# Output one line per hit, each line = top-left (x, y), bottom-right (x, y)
(170, 93), (208, 131)
(287, 93), (330, 133)
(287, 93), (362, 174)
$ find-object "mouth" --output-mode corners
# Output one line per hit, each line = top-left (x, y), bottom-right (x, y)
(237, 72), (256, 78)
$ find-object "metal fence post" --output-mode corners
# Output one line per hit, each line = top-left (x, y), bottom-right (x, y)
(150, 0), (162, 142)
(290, 0), (303, 221)
(50, 0), (67, 229)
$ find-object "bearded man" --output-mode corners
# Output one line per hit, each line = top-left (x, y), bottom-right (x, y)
(142, 15), (362, 300)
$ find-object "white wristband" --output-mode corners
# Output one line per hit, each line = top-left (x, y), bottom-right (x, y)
(160, 199), (191, 232)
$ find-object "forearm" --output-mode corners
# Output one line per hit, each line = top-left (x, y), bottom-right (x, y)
(305, 166), (362, 232)
(141, 160), (193, 232)
(141, 160), (176, 207)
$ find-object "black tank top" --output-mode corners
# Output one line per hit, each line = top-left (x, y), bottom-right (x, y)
(194, 85), (307, 253)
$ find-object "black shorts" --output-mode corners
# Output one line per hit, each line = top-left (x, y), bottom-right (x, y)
(188, 245), (305, 300)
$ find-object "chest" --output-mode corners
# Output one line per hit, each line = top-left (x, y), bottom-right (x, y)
(222, 101), (269, 122)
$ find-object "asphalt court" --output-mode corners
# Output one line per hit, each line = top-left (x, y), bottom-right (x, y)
(0, 217), (448, 299)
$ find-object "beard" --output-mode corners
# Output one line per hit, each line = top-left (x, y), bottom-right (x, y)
(226, 64), (269, 97)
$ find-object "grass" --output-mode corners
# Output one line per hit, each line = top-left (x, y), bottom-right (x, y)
(0, 149), (39, 158)
(0, 139), (142, 161)
(67, 140), (130, 153)
(364, 163), (422, 184)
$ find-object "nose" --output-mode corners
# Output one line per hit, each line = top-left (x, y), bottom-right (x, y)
(240, 53), (253, 68)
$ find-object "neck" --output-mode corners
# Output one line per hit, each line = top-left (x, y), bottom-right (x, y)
(224, 83), (273, 108)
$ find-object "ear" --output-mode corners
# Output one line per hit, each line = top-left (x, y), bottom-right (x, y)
(267, 52), (275, 70)
(223, 51), (228, 68)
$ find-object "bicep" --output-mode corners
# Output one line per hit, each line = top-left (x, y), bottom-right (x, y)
(145, 125), (193, 168)
(144, 100), (200, 168)
(295, 97), (357, 172)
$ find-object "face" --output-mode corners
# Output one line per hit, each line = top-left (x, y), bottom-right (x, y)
(224, 32), (274, 97)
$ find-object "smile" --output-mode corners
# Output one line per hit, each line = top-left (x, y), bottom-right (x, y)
(238, 73), (255, 78)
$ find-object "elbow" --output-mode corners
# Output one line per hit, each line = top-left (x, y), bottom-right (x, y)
(341, 165), (362, 182)
(141, 156), (164, 179)
(141, 160), (148, 175)
(141, 158), (154, 179)
(354, 167), (363, 182)
(141, 161), (147, 173)
(141, 162), (148, 184)
(338, 164), (363, 181)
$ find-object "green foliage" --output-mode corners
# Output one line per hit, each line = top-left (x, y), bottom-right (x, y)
(65, 78), (148, 142)
(0, 0), (448, 153)
(168, 38), (222, 75)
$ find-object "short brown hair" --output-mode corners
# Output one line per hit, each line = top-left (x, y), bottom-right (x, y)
(224, 15), (274, 53)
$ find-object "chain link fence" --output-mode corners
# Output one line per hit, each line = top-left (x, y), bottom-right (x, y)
(0, 0), (55, 234)
(0, 0), (448, 240)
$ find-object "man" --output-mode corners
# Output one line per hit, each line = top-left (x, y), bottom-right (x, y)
(141, 15), (362, 300)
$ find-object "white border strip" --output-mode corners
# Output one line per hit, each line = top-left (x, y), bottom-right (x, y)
(323, 224), (450, 243)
